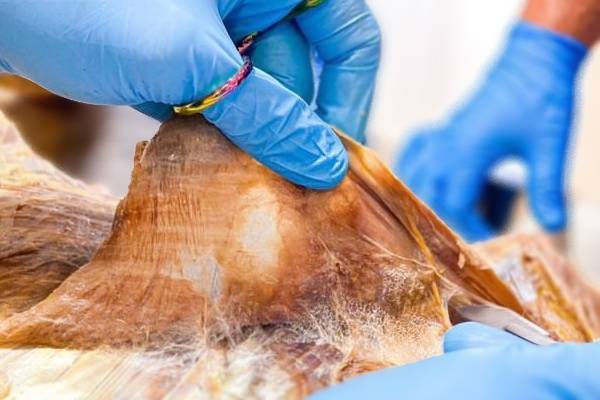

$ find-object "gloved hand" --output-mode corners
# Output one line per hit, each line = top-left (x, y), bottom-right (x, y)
(0, 0), (380, 189)
(247, 3), (380, 144)
(309, 322), (600, 400)
(394, 22), (587, 242)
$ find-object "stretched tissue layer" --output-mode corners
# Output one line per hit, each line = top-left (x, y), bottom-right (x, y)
(0, 114), (599, 399)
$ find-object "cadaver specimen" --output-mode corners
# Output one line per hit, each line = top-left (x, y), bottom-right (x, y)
(0, 112), (116, 319)
(0, 114), (598, 399)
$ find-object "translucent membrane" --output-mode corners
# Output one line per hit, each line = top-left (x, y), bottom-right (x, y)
(0, 114), (598, 399)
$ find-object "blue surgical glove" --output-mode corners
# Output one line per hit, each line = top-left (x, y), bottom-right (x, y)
(246, 1), (380, 144)
(0, 0), (380, 189)
(394, 22), (587, 242)
(310, 322), (600, 400)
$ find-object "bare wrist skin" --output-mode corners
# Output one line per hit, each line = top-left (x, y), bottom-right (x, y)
(523, 0), (600, 47)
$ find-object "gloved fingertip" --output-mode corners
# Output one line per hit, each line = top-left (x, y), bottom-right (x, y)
(529, 156), (568, 233)
(132, 102), (175, 122)
(444, 322), (530, 353)
(326, 145), (350, 188)
(537, 205), (567, 233)
(0, 66), (11, 75)
(302, 142), (349, 190)
(203, 69), (349, 191)
(262, 122), (348, 190)
(529, 188), (567, 232)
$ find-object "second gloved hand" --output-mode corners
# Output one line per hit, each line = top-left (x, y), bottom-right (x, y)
(394, 22), (587, 242)
(310, 322), (600, 400)
(0, 0), (380, 190)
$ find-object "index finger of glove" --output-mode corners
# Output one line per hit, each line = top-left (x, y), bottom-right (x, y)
(202, 67), (348, 190)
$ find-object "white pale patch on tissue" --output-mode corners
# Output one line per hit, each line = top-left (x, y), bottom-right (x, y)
(492, 252), (538, 304)
(238, 187), (281, 275)
(177, 252), (223, 299)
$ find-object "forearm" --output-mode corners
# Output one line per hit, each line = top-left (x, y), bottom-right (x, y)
(523, 0), (600, 47)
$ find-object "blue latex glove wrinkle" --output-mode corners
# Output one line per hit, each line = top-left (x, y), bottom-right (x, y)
(395, 22), (587, 242)
(0, 0), (380, 189)
(309, 322), (600, 400)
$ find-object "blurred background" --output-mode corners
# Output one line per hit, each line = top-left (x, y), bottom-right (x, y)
(365, 0), (600, 283)
(2, 0), (600, 281)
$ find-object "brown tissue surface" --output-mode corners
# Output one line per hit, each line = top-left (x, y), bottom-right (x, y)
(0, 113), (116, 319)
(0, 114), (598, 399)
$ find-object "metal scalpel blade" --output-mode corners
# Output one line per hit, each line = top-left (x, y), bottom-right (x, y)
(457, 304), (557, 346)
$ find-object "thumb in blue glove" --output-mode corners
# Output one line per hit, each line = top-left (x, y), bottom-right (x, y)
(0, 0), (380, 190)
(309, 322), (600, 400)
(395, 22), (587, 242)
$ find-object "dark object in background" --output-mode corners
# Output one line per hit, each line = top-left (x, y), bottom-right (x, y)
(0, 75), (104, 177)
(480, 179), (521, 233)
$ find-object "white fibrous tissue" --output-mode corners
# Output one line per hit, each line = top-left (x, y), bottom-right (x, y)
(1, 113), (599, 399)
